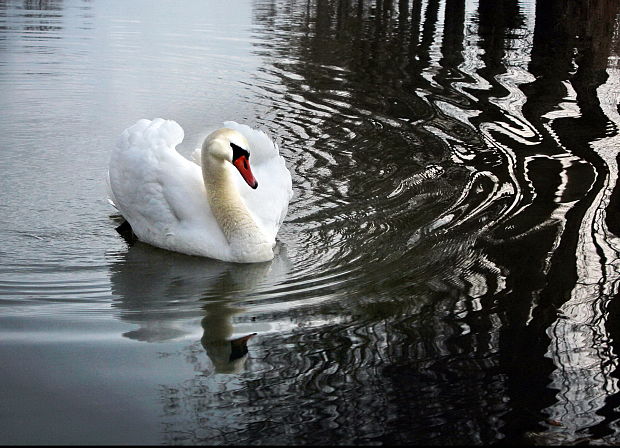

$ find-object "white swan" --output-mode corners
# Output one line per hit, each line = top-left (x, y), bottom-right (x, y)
(107, 118), (293, 263)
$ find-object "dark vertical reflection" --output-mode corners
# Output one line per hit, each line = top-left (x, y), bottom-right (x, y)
(476, 0), (572, 441)
(440, 0), (464, 69)
(542, 1), (620, 443)
(151, 0), (620, 444)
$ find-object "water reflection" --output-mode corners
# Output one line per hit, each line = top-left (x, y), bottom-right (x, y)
(109, 242), (291, 373)
(110, 0), (620, 444)
(190, 0), (620, 444)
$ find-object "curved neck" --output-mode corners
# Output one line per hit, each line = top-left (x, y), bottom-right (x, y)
(203, 158), (256, 237)
(202, 157), (271, 261)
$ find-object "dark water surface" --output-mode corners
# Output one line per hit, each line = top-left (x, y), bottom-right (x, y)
(2, 0), (620, 445)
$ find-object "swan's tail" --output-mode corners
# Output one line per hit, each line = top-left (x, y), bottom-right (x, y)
(115, 118), (184, 154)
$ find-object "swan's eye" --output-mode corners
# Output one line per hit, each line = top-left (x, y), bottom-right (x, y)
(230, 142), (250, 162)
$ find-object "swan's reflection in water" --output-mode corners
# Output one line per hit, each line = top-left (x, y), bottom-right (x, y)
(108, 241), (291, 373)
(201, 301), (256, 374)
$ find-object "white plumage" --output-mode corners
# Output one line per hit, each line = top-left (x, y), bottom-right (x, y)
(108, 118), (293, 263)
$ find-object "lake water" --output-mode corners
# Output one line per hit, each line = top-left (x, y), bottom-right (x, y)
(1, 0), (620, 445)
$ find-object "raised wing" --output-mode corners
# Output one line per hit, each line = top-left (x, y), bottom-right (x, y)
(223, 121), (293, 240)
(108, 118), (223, 249)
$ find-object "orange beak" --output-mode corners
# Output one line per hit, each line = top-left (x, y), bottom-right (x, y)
(233, 155), (258, 189)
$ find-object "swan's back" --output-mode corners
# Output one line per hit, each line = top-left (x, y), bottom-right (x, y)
(108, 118), (293, 262)
(109, 119), (184, 236)
(109, 118), (230, 259)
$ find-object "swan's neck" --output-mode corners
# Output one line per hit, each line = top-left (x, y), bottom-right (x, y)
(203, 158), (273, 261)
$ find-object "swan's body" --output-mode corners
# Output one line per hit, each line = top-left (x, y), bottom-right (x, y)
(107, 118), (293, 263)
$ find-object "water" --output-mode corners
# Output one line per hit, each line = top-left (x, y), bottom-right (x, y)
(1, 0), (620, 444)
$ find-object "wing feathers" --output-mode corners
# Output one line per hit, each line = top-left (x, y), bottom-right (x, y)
(109, 118), (292, 258)
(224, 121), (293, 238)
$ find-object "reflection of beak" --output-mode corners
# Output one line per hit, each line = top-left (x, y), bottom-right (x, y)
(229, 333), (257, 362)
(233, 155), (258, 189)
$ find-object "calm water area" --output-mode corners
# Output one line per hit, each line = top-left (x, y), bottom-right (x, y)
(1, 0), (620, 445)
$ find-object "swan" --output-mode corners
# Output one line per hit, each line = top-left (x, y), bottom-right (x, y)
(107, 118), (293, 263)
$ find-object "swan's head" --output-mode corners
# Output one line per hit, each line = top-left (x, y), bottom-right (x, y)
(202, 333), (257, 374)
(202, 128), (258, 189)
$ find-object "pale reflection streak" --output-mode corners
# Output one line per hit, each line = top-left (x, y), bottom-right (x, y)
(419, 0), (445, 89)
(485, 1), (538, 147)
(427, 4), (620, 440)
(475, 2), (536, 231)
(544, 54), (620, 441)
(532, 80), (582, 286)
(454, 0), (490, 102)
(419, 1), (492, 232)
(429, 0), (530, 233)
